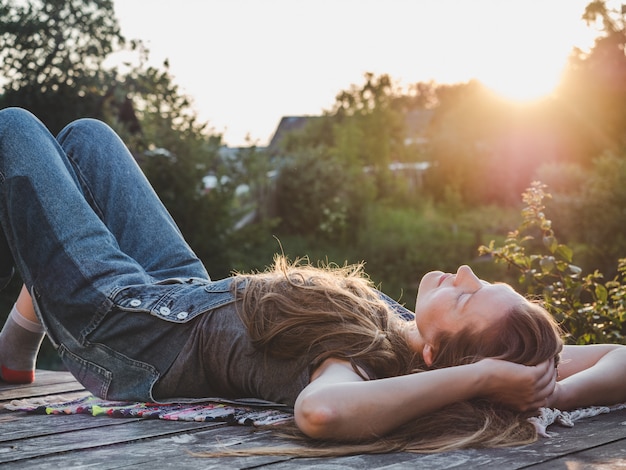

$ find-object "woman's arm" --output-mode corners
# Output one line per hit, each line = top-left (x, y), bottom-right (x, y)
(548, 344), (626, 410)
(294, 357), (555, 441)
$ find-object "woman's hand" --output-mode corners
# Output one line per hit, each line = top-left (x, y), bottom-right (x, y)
(545, 381), (565, 409)
(475, 358), (557, 411)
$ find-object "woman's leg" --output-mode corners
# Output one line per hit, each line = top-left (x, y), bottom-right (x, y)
(55, 118), (209, 281)
(0, 108), (207, 390)
(0, 108), (158, 354)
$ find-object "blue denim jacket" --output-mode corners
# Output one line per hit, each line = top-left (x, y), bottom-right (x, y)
(111, 277), (238, 324)
(53, 278), (242, 402)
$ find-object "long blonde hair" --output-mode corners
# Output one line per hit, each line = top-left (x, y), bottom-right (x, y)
(235, 255), (418, 379)
(214, 256), (562, 456)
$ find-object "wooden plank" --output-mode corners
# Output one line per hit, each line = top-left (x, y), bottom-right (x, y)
(3, 426), (293, 469)
(0, 370), (85, 403)
(3, 410), (626, 469)
(182, 410), (626, 470)
(530, 439), (626, 469)
(0, 390), (91, 409)
(0, 417), (225, 465)
(0, 412), (145, 442)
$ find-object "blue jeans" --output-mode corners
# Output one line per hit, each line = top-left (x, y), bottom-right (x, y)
(0, 107), (236, 401)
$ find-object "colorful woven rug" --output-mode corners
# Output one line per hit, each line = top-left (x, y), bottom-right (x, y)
(4, 394), (294, 426)
(6, 395), (625, 435)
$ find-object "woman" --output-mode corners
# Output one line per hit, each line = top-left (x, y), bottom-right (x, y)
(0, 107), (624, 453)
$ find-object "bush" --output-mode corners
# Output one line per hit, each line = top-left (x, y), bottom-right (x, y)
(274, 149), (373, 241)
(480, 182), (626, 345)
(536, 155), (626, 278)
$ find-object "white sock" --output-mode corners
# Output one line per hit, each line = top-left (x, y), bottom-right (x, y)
(0, 304), (45, 383)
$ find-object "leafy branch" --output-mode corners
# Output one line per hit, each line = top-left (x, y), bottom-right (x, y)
(479, 182), (626, 344)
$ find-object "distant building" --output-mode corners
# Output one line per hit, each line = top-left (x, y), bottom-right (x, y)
(266, 111), (433, 189)
(404, 109), (434, 146)
(266, 116), (322, 156)
(268, 110), (434, 156)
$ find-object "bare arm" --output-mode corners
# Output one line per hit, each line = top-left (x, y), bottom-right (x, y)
(294, 357), (555, 441)
(548, 344), (626, 410)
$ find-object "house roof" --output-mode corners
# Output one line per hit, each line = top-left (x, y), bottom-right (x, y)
(267, 116), (319, 154)
(267, 110), (434, 155)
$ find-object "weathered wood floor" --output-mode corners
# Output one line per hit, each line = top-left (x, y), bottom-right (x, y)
(0, 371), (625, 469)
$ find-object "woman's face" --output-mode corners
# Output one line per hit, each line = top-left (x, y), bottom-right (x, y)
(414, 265), (526, 344)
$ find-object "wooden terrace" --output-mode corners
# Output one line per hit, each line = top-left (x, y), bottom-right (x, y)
(1, 370), (625, 469)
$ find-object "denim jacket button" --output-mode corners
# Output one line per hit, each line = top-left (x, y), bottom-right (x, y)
(159, 306), (171, 316)
(130, 299), (142, 307)
(176, 311), (189, 320)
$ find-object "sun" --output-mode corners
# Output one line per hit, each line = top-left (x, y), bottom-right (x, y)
(468, 0), (597, 105)
(479, 64), (564, 104)
(473, 36), (573, 104)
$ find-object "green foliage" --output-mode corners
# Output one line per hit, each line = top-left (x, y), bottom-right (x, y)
(332, 73), (407, 169)
(330, 73), (426, 203)
(426, 82), (492, 204)
(354, 204), (475, 301)
(557, 0), (626, 160)
(480, 182), (626, 345)
(274, 148), (373, 241)
(567, 154), (626, 276)
(0, 0), (120, 90)
(266, 200), (515, 303)
(217, 145), (282, 275)
(272, 73), (435, 237)
(120, 67), (239, 278)
(0, 0), (123, 130)
(535, 154), (626, 278)
(426, 82), (563, 206)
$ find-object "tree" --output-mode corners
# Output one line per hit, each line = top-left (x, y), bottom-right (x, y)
(426, 81), (505, 204)
(274, 147), (372, 241)
(105, 61), (240, 278)
(331, 73), (410, 199)
(543, 154), (626, 278)
(558, 0), (626, 160)
(0, 0), (123, 131)
(270, 74), (416, 240)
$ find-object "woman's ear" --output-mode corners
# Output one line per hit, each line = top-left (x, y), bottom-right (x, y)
(423, 343), (434, 367)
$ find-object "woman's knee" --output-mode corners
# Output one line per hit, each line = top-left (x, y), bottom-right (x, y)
(0, 107), (44, 137)
(57, 118), (115, 148)
(0, 107), (37, 122)
(0, 108), (57, 172)
(56, 117), (131, 167)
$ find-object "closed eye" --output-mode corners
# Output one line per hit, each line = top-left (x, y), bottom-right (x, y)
(457, 288), (480, 307)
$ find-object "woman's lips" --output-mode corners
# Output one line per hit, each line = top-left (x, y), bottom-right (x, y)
(437, 273), (451, 286)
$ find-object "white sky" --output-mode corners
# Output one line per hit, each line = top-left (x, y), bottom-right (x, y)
(111, 0), (600, 146)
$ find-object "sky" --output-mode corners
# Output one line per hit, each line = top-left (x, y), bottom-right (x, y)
(110, 0), (600, 147)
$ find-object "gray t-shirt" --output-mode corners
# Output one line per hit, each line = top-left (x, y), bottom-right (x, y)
(153, 301), (311, 407)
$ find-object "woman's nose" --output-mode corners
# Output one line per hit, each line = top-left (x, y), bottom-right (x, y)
(454, 265), (482, 288)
